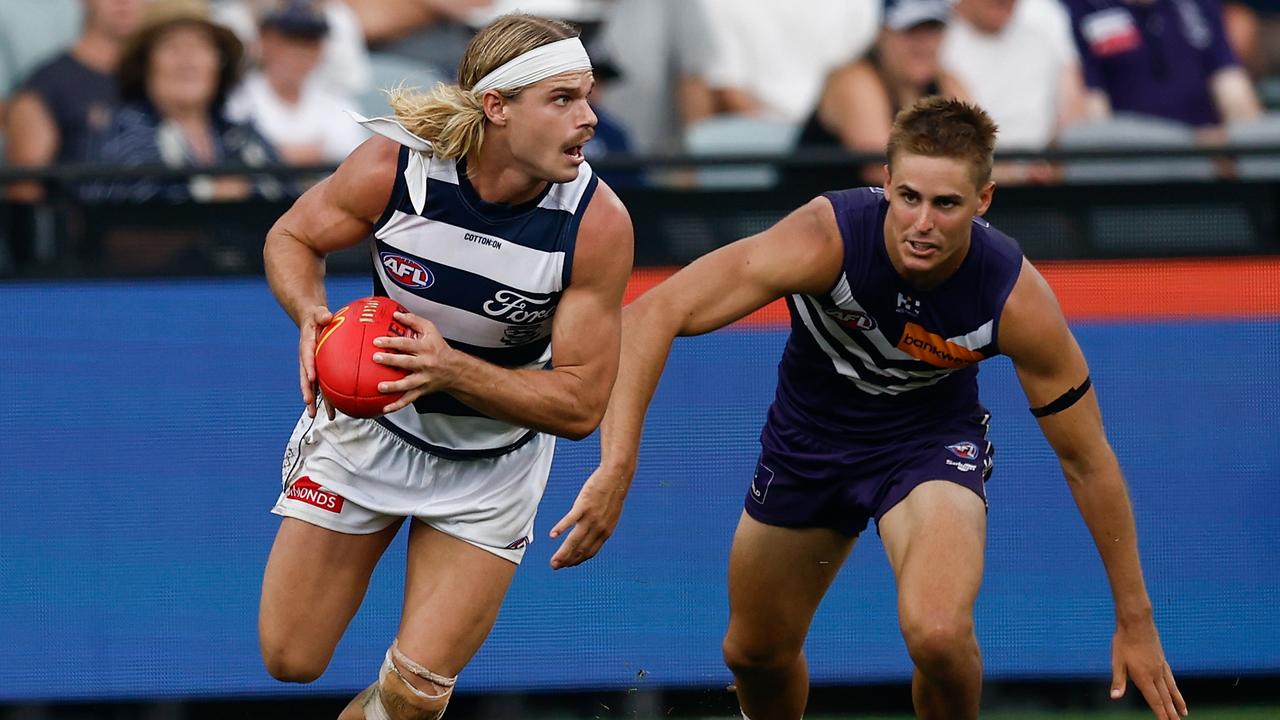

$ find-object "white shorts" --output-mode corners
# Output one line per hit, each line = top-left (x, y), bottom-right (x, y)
(272, 403), (554, 564)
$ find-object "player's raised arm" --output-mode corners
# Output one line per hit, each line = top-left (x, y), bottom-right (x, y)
(998, 258), (1187, 720)
(547, 196), (844, 570)
(263, 135), (399, 418)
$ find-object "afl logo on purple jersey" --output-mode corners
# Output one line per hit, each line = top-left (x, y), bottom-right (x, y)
(381, 252), (435, 289)
(824, 308), (877, 330)
(946, 441), (979, 460)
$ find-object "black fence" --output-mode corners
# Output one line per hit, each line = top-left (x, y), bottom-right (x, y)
(3, 146), (1280, 278)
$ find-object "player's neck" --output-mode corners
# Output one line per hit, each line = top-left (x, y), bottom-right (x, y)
(466, 146), (547, 206)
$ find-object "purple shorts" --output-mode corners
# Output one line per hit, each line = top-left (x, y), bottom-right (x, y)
(746, 412), (993, 537)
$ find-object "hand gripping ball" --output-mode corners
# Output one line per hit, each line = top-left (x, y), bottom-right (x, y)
(314, 297), (410, 418)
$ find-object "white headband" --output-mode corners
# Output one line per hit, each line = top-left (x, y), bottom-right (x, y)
(471, 37), (592, 93)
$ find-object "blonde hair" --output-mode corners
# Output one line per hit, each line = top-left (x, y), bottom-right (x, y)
(886, 97), (999, 187)
(387, 13), (579, 159)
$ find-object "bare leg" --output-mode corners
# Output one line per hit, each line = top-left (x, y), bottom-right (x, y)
(879, 481), (987, 720)
(722, 512), (854, 720)
(339, 521), (518, 718)
(259, 518), (403, 682)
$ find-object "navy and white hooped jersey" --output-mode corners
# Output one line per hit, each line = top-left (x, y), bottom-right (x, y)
(369, 145), (598, 458)
(762, 187), (1025, 449)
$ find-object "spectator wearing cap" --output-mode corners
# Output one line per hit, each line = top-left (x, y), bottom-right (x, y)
(212, 0), (372, 99)
(797, 0), (967, 182)
(226, 0), (368, 165)
(83, 0), (284, 203)
(1062, 0), (1261, 138)
(4, 0), (147, 202)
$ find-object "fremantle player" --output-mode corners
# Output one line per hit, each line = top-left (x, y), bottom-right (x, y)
(572, 97), (1186, 720)
(259, 14), (633, 720)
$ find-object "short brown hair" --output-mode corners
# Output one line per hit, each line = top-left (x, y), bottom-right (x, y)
(886, 97), (999, 187)
(387, 13), (581, 160)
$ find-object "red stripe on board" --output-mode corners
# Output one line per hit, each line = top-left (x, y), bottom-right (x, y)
(625, 258), (1280, 327)
(1037, 258), (1280, 320)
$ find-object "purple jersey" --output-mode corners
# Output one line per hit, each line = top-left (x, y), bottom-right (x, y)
(760, 187), (1024, 462)
(1064, 0), (1239, 126)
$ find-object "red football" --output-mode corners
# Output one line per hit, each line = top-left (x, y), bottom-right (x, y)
(314, 296), (411, 418)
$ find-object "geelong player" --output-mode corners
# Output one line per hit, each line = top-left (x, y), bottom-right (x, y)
(259, 14), (633, 720)
(572, 97), (1186, 720)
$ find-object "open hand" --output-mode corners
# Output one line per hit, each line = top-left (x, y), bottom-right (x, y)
(1111, 618), (1187, 719)
(549, 465), (633, 570)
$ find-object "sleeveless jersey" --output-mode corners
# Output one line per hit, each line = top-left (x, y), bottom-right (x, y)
(369, 146), (598, 459)
(762, 187), (1024, 451)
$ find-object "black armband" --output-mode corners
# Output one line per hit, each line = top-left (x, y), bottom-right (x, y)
(1029, 376), (1092, 418)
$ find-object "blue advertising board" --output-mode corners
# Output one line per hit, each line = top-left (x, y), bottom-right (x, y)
(1, 278), (1277, 700)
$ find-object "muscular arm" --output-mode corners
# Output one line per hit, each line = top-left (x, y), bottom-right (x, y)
(1001, 260), (1150, 616)
(545, 196), (846, 569)
(599, 196), (845, 475)
(425, 182), (636, 440)
(999, 259), (1185, 719)
(264, 136), (398, 324)
(264, 136), (398, 416)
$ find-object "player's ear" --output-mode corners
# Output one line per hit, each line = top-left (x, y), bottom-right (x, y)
(975, 180), (995, 216)
(481, 90), (509, 126)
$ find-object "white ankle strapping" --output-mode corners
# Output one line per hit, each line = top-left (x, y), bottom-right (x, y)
(379, 639), (457, 701)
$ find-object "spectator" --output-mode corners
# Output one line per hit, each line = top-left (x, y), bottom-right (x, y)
(213, 0), (372, 98)
(685, 0), (880, 125)
(226, 0), (367, 165)
(1220, 0), (1280, 80)
(799, 0), (966, 173)
(84, 0), (284, 203)
(0, 0), (82, 112)
(1062, 0), (1262, 139)
(345, 0), (491, 79)
(4, 0), (146, 201)
(943, 0), (1088, 151)
(595, 0), (719, 153)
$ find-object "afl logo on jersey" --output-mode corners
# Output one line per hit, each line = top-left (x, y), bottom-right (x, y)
(381, 252), (435, 289)
(824, 308), (877, 331)
(946, 441), (979, 460)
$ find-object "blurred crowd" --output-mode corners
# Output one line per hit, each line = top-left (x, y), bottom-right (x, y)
(3, 0), (1280, 202)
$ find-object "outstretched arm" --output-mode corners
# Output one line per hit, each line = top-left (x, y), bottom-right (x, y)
(264, 136), (399, 417)
(999, 259), (1187, 720)
(548, 196), (845, 569)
